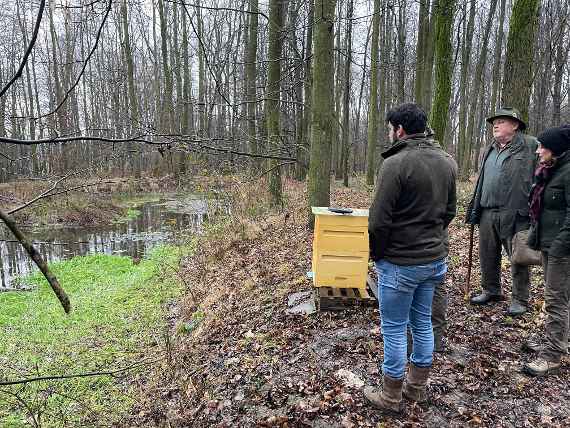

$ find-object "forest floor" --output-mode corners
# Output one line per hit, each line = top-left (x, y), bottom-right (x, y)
(130, 177), (570, 428)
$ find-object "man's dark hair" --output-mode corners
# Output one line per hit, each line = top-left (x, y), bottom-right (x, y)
(386, 103), (427, 135)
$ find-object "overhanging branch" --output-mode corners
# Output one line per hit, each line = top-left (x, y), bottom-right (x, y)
(0, 0), (46, 99)
(0, 133), (298, 162)
(0, 134), (155, 146)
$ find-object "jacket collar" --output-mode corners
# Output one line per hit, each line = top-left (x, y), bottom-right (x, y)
(554, 150), (570, 168)
(507, 131), (526, 154)
(491, 131), (525, 152)
(381, 134), (434, 159)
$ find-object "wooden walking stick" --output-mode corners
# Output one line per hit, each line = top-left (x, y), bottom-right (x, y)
(465, 224), (475, 299)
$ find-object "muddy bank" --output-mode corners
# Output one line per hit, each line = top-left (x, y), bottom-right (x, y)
(0, 175), (229, 228)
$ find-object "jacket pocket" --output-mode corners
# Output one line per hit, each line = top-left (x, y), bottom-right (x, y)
(547, 189), (565, 209)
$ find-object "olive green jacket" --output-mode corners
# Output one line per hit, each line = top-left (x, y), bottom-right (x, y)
(466, 132), (538, 239)
(369, 135), (457, 265)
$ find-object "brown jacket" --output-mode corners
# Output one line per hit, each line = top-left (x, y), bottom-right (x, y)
(368, 135), (457, 265)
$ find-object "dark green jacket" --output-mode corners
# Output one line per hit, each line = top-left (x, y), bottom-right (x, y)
(528, 152), (570, 256)
(368, 135), (457, 265)
(466, 132), (538, 239)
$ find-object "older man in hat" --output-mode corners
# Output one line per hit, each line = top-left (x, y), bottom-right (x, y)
(466, 107), (538, 316)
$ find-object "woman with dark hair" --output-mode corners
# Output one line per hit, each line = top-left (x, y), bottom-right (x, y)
(523, 125), (570, 377)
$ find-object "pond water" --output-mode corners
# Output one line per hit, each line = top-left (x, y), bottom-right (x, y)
(0, 195), (223, 289)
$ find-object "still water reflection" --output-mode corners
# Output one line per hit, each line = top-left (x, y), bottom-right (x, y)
(0, 196), (219, 289)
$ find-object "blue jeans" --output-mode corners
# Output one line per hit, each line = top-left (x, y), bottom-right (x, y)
(375, 258), (447, 379)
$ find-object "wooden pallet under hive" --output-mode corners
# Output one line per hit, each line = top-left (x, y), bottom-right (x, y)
(316, 286), (376, 311)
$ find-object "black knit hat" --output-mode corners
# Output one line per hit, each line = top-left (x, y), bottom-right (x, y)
(538, 125), (570, 156)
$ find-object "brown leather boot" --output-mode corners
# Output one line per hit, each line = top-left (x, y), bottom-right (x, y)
(403, 363), (430, 403)
(363, 374), (403, 413)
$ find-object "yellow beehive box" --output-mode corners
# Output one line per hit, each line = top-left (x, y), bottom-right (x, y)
(311, 207), (369, 289)
(312, 250), (369, 289)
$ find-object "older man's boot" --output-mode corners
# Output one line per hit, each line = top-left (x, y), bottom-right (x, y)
(470, 290), (504, 305)
(363, 374), (403, 413)
(507, 301), (527, 316)
(403, 363), (430, 403)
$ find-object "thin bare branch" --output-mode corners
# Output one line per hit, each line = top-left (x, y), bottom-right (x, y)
(0, 357), (162, 386)
(0, 0), (46, 99)
(37, 0), (113, 120)
(168, 0), (269, 20)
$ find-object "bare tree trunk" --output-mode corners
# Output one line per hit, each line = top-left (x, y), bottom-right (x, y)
(501, 0), (540, 123)
(298, 0), (314, 181)
(48, 2), (66, 138)
(245, 0), (259, 170)
(266, 0), (286, 206)
(158, 0), (174, 133)
(121, 0), (140, 177)
(152, 1), (161, 130)
(355, 22), (371, 175)
(396, 0), (407, 104)
(456, 0), (475, 175)
(551, 1), (569, 126)
(182, 6), (193, 135)
(385, 10), (395, 114)
(464, 0), (498, 174)
(197, 1), (207, 137)
(415, 0), (431, 110)
(341, 0), (353, 187)
(332, 0), (343, 180)
(379, 0), (389, 141)
(290, 0), (305, 180)
(487, 0), (507, 145)
(531, 25), (552, 135)
(366, 0), (381, 185)
(308, 0), (336, 228)
(430, 0), (456, 146)
(172, 3), (182, 132)
(422, 2), (437, 116)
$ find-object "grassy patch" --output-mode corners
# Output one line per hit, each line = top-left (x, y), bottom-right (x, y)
(0, 244), (192, 427)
